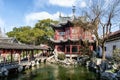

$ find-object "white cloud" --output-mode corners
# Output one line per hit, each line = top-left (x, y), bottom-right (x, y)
(49, 0), (76, 7)
(80, 1), (86, 7)
(25, 11), (71, 26)
(33, 0), (87, 8)
(0, 18), (5, 27)
(0, 18), (6, 34)
(75, 0), (86, 8)
(33, 0), (49, 8)
(25, 11), (60, 26)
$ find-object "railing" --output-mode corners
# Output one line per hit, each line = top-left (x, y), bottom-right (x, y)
(65, 52), (81, 55)
(55, 35), (80, 40)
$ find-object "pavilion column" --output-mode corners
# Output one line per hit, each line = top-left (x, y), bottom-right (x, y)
(21, 50), (24, 59)
(10, 50), (13, 63)
(70, 27), (72, 38)
(3, 50), (6, 64)
(77, 45), (79, 55)
(5, 50), (8, 63)
(18, 51), (21, 64)
(70, 45), (72, 59)
(90, 45), (93, 55)
(28, 50), (31, 62)
(79, 46), (81, 55)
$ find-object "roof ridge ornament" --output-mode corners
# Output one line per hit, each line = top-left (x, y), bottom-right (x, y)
(72, 6), (76, 20)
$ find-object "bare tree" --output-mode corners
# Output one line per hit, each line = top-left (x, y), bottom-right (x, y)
(82, 0), (120, 60)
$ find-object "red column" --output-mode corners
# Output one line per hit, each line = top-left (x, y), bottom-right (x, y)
(2, 50), (6, 63)
(70, 45), (72, 59)
(77, 45), (79, 54)
(18, 51), (21, 64)
(90, 46), (93, 51)
(27, 53), (30, 62)
(56, 30), (59, 40)
(70, 27), (72, 39)
(65, 29), (66, 39)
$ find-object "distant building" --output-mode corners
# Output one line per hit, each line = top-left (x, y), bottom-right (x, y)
(0, 37), (20, 43)
(104, 30), (120, 57)
(0, 27), (20, 44)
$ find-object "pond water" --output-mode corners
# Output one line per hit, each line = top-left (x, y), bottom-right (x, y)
(0, 63), (97, 80)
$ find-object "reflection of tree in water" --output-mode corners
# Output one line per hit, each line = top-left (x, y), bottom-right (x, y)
(57, 66), (69, 80)
(31, 64), (55, 80)
(3, 64), (97, 80)
(57, 65), (96, 80)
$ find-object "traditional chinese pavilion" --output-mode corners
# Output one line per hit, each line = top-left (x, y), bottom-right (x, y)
(50, 7), (95, 58)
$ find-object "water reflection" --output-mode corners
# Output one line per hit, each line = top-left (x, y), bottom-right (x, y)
(0, 63), (96, 80)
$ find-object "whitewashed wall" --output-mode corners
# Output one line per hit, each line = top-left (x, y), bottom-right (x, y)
(105, 39), (120, 57)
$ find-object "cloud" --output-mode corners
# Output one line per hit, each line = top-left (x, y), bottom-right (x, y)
(80, 1), (86, 7)
(49, 0), (76, 7)
(33, 0), (49, 8)
(25, 11), (71, 26)
(0, 18), (5, 27)
(33, 0), (87, 8)
(25, 11), (60, 26)
(75, 0), (86, 8)
(49, 0), (87, 8)
(0, 18), (6, 33)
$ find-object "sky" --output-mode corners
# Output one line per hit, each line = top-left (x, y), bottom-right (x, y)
(0, 0), (119, 33)
(0, 0), (87, 32)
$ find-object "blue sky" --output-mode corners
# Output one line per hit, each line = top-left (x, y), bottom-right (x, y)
(0, 0), (119, 33)
(0, 0), (88, 32)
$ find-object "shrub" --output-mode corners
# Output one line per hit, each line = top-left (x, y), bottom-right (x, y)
(58, 53), (65, 60)
(113, 48), (120, 62)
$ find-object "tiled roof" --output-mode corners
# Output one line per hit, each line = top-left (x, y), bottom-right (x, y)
(50, 38), (94, 43)
(108, 30), (120, 37)
(0, 37), (49, 50)
(0, 42), (48, 50)
(50, 20), (73, 29)
(50, 16), (87, 29)
(106, 30), (120, 42)
(0, 37), (19, 43)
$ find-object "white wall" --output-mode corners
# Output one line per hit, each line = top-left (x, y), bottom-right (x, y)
(105, 39), (120, 57)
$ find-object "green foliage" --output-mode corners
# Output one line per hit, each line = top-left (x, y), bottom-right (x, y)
(113, 48), (120, 62)
(80, 40), (91, 56)
(35, 19), (58, 37)
(58, 53), (65, 60)
(34, 19), (58, 45)
(6, 19), (58, 45)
